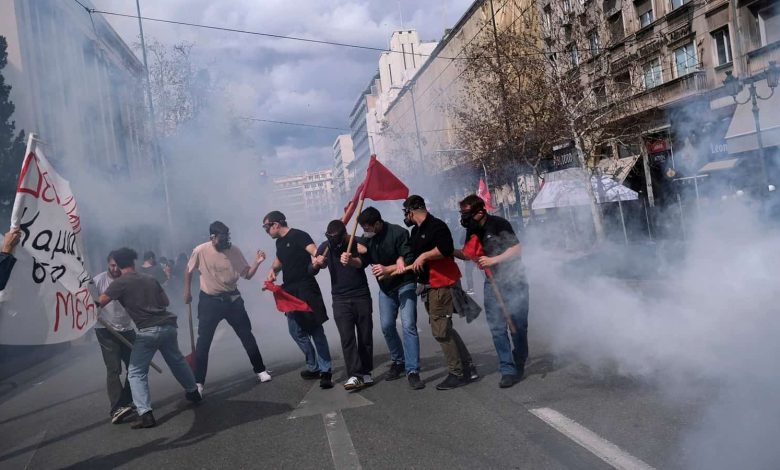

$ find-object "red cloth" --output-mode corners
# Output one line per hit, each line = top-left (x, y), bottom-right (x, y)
(462, 235), (493, 277)
(428, 257), (461, 288)
(477, 177), (495, 212)
(342, 181), (365, 224)
(363, 155), (409, 201)
(264, 281), (313, 313)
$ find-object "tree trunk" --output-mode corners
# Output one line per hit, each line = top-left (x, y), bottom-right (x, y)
(572, 134), (605, 242)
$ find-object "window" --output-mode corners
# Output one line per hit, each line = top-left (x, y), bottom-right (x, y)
(758, 4), (779, 46)
(712, 28), (732, 65)
(609, 15), (625, 43)
(671, 0), (688, 10)
(636, 0), (654, 28)
(674, 42), (698, 77)
(569, 44), (579, 66)
(543, 6), (552, 32)
(588, 31), (602, 55)
(563, 0), (573, 14)
(643, 58), (663, 88)
(593, 83), (607, 102)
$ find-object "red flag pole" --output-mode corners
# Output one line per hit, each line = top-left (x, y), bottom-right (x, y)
(185, 303), (196, 369)
(345, 196), (366, 255)
(485, 272), (517, 334)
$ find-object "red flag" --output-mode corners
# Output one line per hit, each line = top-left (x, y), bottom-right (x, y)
(477, 177), (495, 212)
(342, 181), (365, 224)
(362, 155), (409, 201)
(462, 235), (493, 277)
(263, 281), (313, 313)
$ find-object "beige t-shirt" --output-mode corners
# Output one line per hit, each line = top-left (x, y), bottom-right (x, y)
(187, 242), (250, 295)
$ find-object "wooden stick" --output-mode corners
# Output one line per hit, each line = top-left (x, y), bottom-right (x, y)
(187, 303), (196, 354)
(97, 317), (163, 374)
(345, 197), (366, 255)
(485, 272), (517, 334)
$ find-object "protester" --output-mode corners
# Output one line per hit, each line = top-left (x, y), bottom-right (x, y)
(0, 229), (21, 291)
(311, 220), (374, 390)
(184, 221), (271, 393)
(263, 211), (333, 389)
(404, 195), (476, 390)
(139, 251), (168, 285)
(456, 194), (529, 388)
(93, 251), (137, 424)
(357, 207), (424, 389)
(99, 247), (201, 429)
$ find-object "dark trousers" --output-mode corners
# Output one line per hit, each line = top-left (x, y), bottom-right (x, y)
(95, 328), (135, 414)
(195, 293), (266, 384)
(332, 296), (373, 377)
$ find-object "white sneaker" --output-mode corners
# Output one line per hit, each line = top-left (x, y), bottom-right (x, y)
(344, 376), (364, 390)
(363, 374), (374, 385)
(257, 371), (272, 383)
(196, 383), (204, 396)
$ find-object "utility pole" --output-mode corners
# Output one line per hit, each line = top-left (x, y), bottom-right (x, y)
(410, 84), (425, 168)
(136, 0), (174, 245)
(489, 0), (525, 225)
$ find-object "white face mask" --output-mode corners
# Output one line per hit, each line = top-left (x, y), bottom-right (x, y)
(362, 231), (376, 239)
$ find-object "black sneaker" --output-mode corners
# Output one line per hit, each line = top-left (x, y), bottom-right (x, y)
(131, 411), (156, 429)
(436, 374), (464, 390)
(320, 371), (334, 389)
(499, 374), (519, 388)
(407, 372), (425, 390)
(465, 364), (480, 382)
(300, 369), (321, 380)
(111, 406), (134, 424)
(386, 362), (405, 381)
(185, 388), (203, 403)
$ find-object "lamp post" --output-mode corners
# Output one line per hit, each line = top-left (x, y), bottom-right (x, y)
(723, 60), (780, 195)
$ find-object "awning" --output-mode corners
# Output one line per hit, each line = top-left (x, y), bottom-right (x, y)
(698, 158), (739, 173)
(725, 81), (780, 154)
(532, 168), (638, 210)
(597, 156), (640, 183)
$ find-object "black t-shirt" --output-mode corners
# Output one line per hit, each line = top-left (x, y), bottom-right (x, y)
(276, 228), (316, 285)
(466, 215), (522, 280)
(314, 241), (370, 300)
(409, 213), (457, 285)
(104, 272), (177, 329)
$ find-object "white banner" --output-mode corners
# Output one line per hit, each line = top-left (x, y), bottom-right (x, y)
(0, 135), (96, 344)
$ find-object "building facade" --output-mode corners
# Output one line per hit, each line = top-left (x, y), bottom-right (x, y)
(272, 169), (338, 223)
(333, 134), (355, 196)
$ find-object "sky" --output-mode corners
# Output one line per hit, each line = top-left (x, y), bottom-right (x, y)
(91, 0), (475, 175)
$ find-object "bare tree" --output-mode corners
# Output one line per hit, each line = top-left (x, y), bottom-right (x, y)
(452, 1), (658, 241)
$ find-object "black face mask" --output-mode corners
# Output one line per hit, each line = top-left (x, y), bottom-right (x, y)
(460, 211), (483, 231)
(403, 216), (415, 227)
(215, 233), (232, 251)
(326, 232), (346, 249)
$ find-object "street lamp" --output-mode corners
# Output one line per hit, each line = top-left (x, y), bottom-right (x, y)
(435, 148), (490, 189)
(723, 60), (780, 195)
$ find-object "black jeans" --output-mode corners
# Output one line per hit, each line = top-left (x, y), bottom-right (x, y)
(195, 292), (266, 384)
(332, 296), (373, 377)
(95, 328), (135, 414)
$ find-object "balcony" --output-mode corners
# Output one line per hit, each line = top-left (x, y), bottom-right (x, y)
(635, 70), (710, 110)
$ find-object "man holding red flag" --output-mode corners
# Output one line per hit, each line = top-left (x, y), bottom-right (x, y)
(263, 211), (333, 389)
(456, 194), (529, 388)
(405, 195), (476, 390)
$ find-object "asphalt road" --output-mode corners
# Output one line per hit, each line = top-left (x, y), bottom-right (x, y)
(0, 287), (711, 470)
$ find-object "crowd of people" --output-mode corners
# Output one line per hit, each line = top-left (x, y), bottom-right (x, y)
(56, 193), (531, 429)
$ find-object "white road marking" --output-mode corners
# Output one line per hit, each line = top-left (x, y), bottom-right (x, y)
(529, 407), (655, 470)
(323, 410), (362, 470)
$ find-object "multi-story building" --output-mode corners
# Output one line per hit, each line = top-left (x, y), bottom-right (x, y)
(348, 74), (379, 186)
(0, 0), (154, 180)
(333, 134), (355, 196)
(535, 0), (780, 207)
(272, 169), (337, 223)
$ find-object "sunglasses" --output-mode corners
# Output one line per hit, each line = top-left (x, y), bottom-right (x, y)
(262, 222), (276, 232)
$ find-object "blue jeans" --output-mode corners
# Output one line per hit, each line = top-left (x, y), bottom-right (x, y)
(128, 324), (197, 415)
(377, 282), (419, 374)
(286, 316), (332, 373)
(483, 278), (530, 376)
